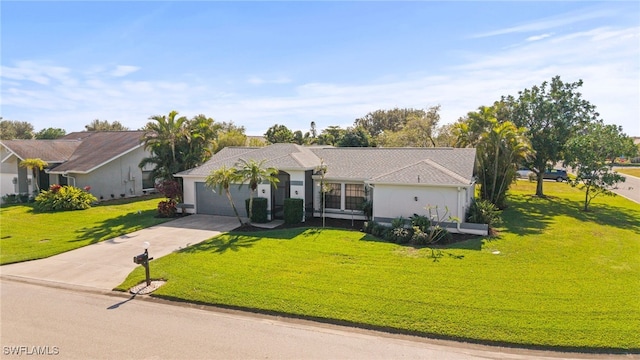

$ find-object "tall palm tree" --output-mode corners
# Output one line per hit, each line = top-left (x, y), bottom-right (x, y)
(205, 165), (244, 226)
(235, 159), (279, 222)
(19, 158), (48, 192)
(454, 106), (531, 208)
(141, 111), (188, 181)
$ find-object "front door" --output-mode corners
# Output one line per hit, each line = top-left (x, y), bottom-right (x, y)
(272, 172), (290, 219)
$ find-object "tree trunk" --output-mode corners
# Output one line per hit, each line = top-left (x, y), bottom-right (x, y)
(536, 174), (544, 197)
(226, 190), (244, 226)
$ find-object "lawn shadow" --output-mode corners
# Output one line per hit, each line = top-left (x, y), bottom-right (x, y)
(178, 234), (261, 255)
(73, 209), (159, 244)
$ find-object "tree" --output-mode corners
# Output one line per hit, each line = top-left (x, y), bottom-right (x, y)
(19, 158), (48, 192)
(376, 106), (441, 147)
(35, 127), (66, 139)
(84, 119), (129, 131)
(140, 111), (189, 181)
(140, 111), (218, 182)
(205, 166), (244, 226)
(564, 121), (635, 211)
(316, 126), (345, 146)
(503, 76), (598, 197)
(264, 124), (294, 144)
(235, 159), (279, 222)
(216, 130), (247, 151)
(433, 123), (457, 147)
(455, 106), (532, 209)
(337, 126), (372, 147)
(355, 108), (424, 138)
(0, 120), (35, 139)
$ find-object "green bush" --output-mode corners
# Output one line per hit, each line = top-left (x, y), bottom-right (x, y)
(466, 198), (502, 230)
(410, 214), (431, 232)
(2, 194), (20, 204)
(390, 216), (406, 229)
(245, 197), (268, 223)
(387, 227), (412, 244)
(34, 185), (97, 211)
(284, 198), (304, 224)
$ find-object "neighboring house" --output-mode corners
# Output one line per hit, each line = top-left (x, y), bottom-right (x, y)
(0, 131), (155, 202)
(176, 143), (487, 235)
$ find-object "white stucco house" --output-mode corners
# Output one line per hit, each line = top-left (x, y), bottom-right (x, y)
(176, 143), (487, 235)
(0, 131), (155, 202)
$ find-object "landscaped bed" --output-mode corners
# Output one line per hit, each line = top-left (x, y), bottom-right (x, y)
(117, 182), (640, 352)
(0, 196), (170, 265)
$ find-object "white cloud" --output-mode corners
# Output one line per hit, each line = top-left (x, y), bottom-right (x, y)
(526, 33), (553, 42)
(110, 65), (140, 77)
(1, 22), (638, 137)
(472, 7), (616, 38)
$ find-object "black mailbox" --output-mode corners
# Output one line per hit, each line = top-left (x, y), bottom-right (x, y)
(133, 253), (147, 264)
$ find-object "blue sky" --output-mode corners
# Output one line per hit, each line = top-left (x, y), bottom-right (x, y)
(2, 1), (639, 136)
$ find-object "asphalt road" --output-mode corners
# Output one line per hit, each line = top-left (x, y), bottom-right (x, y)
(612, 170), (640, 204)
(1, 279), (613, 360)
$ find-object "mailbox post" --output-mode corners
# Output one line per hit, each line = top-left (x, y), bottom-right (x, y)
(133, 241), (154, 286)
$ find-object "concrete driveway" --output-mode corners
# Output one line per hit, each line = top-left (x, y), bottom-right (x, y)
(0, 215), (241, 290)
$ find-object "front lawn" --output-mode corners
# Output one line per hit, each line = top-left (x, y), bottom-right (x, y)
(118, 182), (640, 351)
(616, 167), (640, 178)
(0, 197), (170, 265)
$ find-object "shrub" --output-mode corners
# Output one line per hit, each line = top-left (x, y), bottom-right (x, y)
(157, 200), (177, 218)
(245, 197), (268, 223)
(34, 185), (97, 211)
(390, 216), (406, 229)
(2, 194), (20, 204)
(430, 225), (452, 244)
(466, 199), (502, 230)
(371, 222), (389, 238)
(284, 198), (304, 224)
(387, 227), (412, 244)
(410, 214), (431, 232)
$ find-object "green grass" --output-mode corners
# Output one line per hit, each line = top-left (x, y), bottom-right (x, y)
(118, 182), (640, 351)
(1, 196), (170, 265)
(617, 167), (640, 177)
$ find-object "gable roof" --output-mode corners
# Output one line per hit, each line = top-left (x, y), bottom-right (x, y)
(0, 131), (146, 174)
(177, 144), (476, 186)
(177, 143), (329, 176)
(0, 140), (80, 163)
(310, 147), (476, 186)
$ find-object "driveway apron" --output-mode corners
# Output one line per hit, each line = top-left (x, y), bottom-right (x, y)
(0, 215), (240, 290)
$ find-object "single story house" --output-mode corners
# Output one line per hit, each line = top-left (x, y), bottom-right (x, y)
(176, 143), (487, 235)
(0, 131), (155, 202)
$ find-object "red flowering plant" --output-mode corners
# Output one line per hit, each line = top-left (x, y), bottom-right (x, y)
(83, 186), (91, 192)
(155, 180), (182, 217)
(49, 184), (62, 193)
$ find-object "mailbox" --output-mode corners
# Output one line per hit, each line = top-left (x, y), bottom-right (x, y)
(133, 253), (147, 264)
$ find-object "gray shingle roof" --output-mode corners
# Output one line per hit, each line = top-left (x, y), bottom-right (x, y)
(1, 131), (145, 173)
(177, 143), (327, 176)
(0, 140), (80, 163)
(177, 144), (476, 186)
(51, 131), (145, 173)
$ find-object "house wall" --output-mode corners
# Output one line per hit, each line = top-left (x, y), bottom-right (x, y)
(312, 179), (368, 221)
(372, 184), (463, 223)
(65, 147), (150, 201)
(0, 154), (21, 198)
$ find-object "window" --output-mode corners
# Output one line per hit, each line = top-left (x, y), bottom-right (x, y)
(324, 183), (341, 209)
(142, 171), (155, 190)
(345, 184), (365, 210)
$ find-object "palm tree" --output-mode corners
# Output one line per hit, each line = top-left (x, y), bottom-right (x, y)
(19, 158), (48, 192)
(205, 165), (244, 226)
(235, 159), (279, 222)
(141, 111), (188, 181)
(454, 106), (531, 208)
